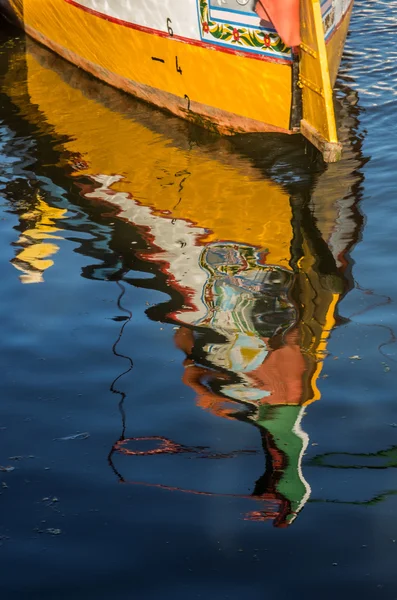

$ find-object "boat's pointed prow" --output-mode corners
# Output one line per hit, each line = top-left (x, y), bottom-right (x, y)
(299, 0), (342, 162)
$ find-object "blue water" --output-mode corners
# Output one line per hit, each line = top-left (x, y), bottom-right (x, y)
(1, 0), (397, 597)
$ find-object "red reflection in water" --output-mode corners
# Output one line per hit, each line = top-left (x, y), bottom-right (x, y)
(114, 436), (191, 456)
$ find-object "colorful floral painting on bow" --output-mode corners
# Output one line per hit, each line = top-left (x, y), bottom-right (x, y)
(198, 0), (291, 59)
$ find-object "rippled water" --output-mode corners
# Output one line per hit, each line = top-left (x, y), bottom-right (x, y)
(1, 1), (397, 598)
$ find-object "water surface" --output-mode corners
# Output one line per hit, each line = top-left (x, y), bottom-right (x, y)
(1, 2), (397, 598)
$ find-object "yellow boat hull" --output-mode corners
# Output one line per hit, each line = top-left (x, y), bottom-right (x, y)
(2, 0), (353, 159)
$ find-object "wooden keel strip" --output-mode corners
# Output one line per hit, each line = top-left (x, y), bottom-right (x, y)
(300, 119), (342, 163)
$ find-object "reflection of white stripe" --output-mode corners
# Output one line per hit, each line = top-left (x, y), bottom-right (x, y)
(85, 174), (209, 320)
(210, 8), (261, 26)
(290, 406), (312, 520)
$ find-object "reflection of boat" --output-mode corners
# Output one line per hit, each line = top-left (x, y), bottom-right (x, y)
(1, 0), (353, 160)
(3, 36), (364, 526)
(11, 192), (66, 283)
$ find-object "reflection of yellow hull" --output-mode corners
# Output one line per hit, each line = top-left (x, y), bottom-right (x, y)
(5, 37), (358, 407)
(9, 40), (294, 268)
(4, 0), (352, 159)
(11, 195), (66, 283)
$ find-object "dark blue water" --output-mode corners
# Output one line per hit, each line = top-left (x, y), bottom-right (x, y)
(1, 1), (397, 598)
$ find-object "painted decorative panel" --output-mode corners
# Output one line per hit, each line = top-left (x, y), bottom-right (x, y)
(198, 0), (291, 59)
(68, 1), (291, 60)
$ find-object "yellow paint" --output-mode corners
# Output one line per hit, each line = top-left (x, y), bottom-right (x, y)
(7, 43), (293, 266)
(297, 237), (339, 405)
(11, 194), (67, 284)
(8, 0), (292, 131)
(303, 293), (338, 405)
(300, 0), (338, 143)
